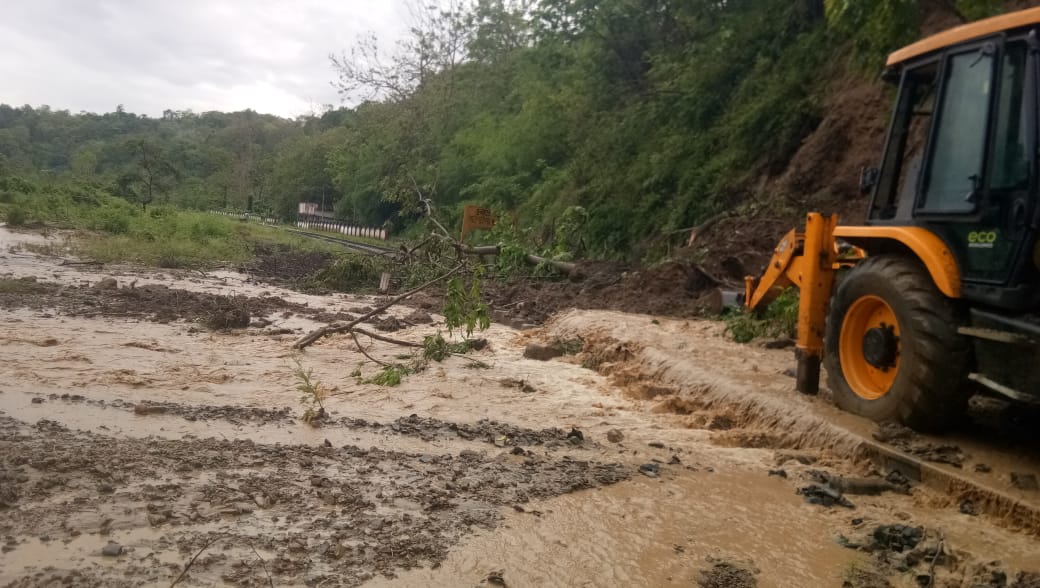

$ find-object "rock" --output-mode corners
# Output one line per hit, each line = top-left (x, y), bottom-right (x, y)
(523, 344), (563, 361)
(975, 463), (993, 473)
(323, 438), (332, 448)
(959, 500), (978, 516)
(486, 570), (505, 586)
(30, 397), (43, 404)
(648, 441), (665, 448)
(639, 463), (660, 478)
(566, 428), (584, 444)
(1010, 473), (1039, 491)
(510, 446), (525, 456)
(101, 542), (123, 556)
(373, 316), (402, 332)
(797, 484), (854, 508)
(494, 435), (508, 448)
(768, 469), (788, 479)
(606, 429), (624, 443)
(93, 277), (118, 290)
(873, 422), (915, 443)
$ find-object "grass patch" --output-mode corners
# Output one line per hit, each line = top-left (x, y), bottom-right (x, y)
(367, 364), (412, 387)
(304, 254), (385, 292)
(421, 332), (476, 362)
(0, 187), (337, 268)
(724, 288), (800, 343)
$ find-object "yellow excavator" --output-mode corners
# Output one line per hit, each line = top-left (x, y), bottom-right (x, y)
(744, 8), (1040, 431)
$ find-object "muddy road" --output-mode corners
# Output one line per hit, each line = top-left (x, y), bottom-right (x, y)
(1, 227), (1039, 587)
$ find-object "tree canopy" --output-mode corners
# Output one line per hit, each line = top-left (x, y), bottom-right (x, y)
(0, 0), (1006, 258)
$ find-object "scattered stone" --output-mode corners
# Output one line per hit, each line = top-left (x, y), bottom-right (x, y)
(373, 316), (402, 332)
(975, 463), (993, 474)
(606, 429), (624, 443)
(101, 543), (123, 557)
(768, 469), (788, 479)
(870, 525), (923, 553)
(873, 422), (915, 443)
(486, 570), (505, 586)
(796, 484), (854, 508)
(510, 447), (525, 456)
(959, 500), (978, 516)
(566, 428), (584, 443)
(30, 397), (43, 404)
(648, 441), (665, 449)
(523, 343), (563, 361)
(93, 278), (118, 290)
(669, 455), (681, 465)
(639, 463), (660, 478)
(323, 438), (332, 448)
(697, 561), (758, 588)
(1010, 473), (1039, 491)
(133, 404), (168, 416)
(873, 423), (965, 467)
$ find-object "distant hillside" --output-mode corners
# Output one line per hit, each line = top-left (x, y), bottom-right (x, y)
(0, 0), (1013, 261)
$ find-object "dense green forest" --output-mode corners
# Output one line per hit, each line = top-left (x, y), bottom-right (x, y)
(0, 0), (1004, 260)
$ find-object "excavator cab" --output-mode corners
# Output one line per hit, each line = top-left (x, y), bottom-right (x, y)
(744, 9), (1040, 431)
(867, 26), (1040, 309)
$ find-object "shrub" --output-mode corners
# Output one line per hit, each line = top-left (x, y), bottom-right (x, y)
(5, 206), (27, 227)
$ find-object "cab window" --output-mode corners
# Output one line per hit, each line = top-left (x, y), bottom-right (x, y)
(920, 47), (995, 213)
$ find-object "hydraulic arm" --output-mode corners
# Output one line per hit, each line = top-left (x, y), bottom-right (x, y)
(743, 213), (839, 395)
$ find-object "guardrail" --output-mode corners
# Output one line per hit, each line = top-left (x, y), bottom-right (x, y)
(210, 211), (388, 241)
(295, 220), (387, 241)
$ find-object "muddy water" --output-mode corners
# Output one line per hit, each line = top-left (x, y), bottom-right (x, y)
(381, 471), (855, 587)
(549, 310), (1040, 507)
(2, 227), (1040, 586)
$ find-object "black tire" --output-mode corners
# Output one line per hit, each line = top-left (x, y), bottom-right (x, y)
(824, 255), (972, 432)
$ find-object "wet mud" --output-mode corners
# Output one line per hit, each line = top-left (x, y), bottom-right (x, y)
(0, 416), (626, 587)
(2, 227), (1039, 587)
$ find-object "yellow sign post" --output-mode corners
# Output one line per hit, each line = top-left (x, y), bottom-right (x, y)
(460, 205), (495, 241)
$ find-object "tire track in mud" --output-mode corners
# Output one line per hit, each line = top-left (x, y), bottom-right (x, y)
(0, 415), (628, 587)
(546, 311), (1040, 538)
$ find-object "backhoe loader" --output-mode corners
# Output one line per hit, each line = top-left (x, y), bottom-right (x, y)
(744, 8), (1040, 431)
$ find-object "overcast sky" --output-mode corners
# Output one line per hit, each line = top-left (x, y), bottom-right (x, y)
(0, 0), (412, 118)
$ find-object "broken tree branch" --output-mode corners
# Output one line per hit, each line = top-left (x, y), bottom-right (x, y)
(686, 213), (727, 246)
(170, 534), (226, 587)
(453, 243), (579, 277)
(351, 331), (391, 367)
(293, 264), (464, 350)
(352, 327), (423, 348)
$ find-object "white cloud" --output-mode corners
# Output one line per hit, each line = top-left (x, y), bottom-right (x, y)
(0, 0), (413, 117)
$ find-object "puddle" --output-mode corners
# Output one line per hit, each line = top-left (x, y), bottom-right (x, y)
(378, 471), (855, 587)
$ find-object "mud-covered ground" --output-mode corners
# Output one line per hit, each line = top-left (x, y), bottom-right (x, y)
(2, 226), (1040, 587)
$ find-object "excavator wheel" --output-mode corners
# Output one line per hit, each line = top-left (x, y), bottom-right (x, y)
(824, 255), (971, 432)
